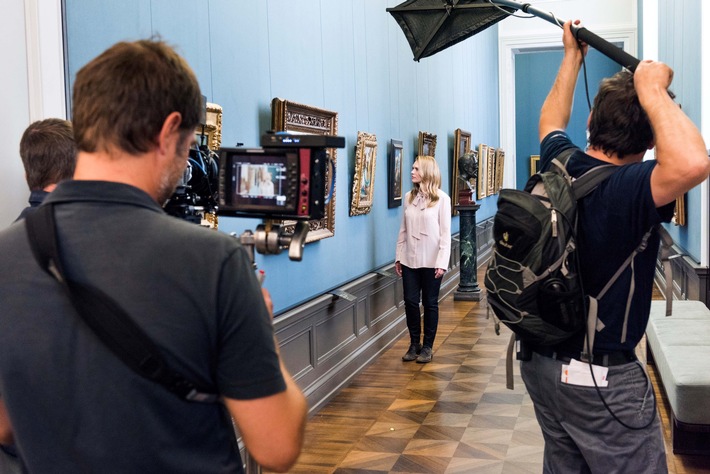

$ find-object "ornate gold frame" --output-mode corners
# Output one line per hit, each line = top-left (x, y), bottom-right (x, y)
(350, 132), (378, 216)
(271, 98), (338, 242)
(487, 146), (496, 196)
(477, 143), (489, 200)
(195, 102), (223, 150)
(418, 131), (437, 157)
(672, 194), (686, 226)
(451, 128), (472, 214)
(530, 154), (540, 176)
(494, 148), (505, 193)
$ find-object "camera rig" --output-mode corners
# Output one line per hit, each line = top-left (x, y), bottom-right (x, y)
(165, 130), (344, 262)
(219, 132), (344, 261)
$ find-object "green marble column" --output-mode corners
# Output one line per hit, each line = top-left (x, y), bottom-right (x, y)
(454, 204), (482, 301)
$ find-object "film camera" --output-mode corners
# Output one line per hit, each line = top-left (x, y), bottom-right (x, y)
(218, 132), (345, 261)
(165, 130), (345, 261)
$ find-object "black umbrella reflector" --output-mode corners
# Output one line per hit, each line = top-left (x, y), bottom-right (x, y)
(387, 0), (514, 61)
(388, 0), (640, 71)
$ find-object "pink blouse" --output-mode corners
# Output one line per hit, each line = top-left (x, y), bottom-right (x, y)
(395, 189), (452, 270)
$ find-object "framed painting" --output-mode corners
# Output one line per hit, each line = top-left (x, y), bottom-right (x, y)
(271, 98), (338, 242)
(530, 154), (540, 176)
(195, 102), (223, 150)
(350, 132), (378, 216)
(388, 139), (404, 208)
(451, 128), (472, 214)
(477, 143), (489, 200)
(418, 131), (437, 157)
(495, 148), (505, 193)
(487, 146), (496, 195)
(672, 194), (686, 226)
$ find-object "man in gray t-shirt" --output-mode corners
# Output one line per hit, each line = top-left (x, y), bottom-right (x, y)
(0, 39), (306, 473)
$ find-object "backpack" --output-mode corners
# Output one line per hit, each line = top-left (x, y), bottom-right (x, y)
(484, 149), (617, 347)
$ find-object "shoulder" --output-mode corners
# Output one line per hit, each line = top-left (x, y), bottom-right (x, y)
(154, 213), (249, 262)
(436, 189), (450, 201)
(540, 131), (579, 168)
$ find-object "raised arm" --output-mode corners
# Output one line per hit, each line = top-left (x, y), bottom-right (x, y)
(635, 60), (710, 206)
(539, 20), (588, 142)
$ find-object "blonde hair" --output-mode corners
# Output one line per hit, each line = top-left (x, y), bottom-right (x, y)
(409, 155), (441, 206)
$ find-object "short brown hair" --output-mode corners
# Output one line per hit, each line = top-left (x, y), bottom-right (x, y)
(72, 39), (202, 155)
(588, 70), (659, 159)
(19, 118), (76, 190)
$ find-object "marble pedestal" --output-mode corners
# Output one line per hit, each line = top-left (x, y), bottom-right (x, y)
(454, 203), (482, 301)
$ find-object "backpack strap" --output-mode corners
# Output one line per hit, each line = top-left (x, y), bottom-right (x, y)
(550, 147), (618, 199)
(657, 225), (674, 316)
(581, 225), (666, 362)
(571, 165), (618, 200)
(24, 204), (219, 404)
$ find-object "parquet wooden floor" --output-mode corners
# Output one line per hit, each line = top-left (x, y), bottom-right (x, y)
(275, 275), (710, 473)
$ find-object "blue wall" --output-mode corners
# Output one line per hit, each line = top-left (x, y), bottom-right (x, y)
(64, 0), (501, 313)
(514, 48), (621, 189)
(658, 0), (703, 262)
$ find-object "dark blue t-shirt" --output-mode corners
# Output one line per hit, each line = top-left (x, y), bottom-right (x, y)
(540, 131), (674, 353)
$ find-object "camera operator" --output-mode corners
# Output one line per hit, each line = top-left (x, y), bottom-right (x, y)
(0, 39), (306, 473)
(15, 118), (77, 221)
(521, 20), (710, 472)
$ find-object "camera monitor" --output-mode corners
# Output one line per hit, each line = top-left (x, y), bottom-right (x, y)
(218, 147), (326, 221)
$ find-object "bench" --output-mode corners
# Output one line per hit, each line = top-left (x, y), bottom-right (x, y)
(646, 299), (710, 455)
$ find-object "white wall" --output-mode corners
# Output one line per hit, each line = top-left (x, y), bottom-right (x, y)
(0, 0), (65, 226)
(497, 0), (637, 188)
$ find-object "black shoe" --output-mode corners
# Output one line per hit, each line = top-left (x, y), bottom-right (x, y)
(416, 346), (433, 363)
(402, 343), (422, 361)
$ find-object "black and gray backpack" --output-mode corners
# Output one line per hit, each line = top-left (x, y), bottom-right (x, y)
(484, 148), (669, 349)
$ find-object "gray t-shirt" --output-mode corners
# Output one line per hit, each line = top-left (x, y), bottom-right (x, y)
(0, 180), (285, 473)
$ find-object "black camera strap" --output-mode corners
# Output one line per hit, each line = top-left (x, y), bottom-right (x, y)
(24, 203), (219, 404)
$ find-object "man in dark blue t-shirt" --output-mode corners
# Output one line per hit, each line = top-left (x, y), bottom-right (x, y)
(520, 20), (710, 473)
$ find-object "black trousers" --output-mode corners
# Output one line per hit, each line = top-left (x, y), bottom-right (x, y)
(401, 265), (442, 349)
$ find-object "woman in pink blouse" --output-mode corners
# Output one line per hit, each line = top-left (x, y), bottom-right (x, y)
(395, 155), (452, 363)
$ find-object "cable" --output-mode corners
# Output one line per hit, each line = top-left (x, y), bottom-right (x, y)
(578, 42), (593, 111)
(563, 199), (657, 431)
(486, 0), (534, 19)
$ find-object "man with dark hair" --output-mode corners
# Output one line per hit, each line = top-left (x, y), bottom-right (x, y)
(16, 118), (76, 220)
(1, 117), (77, 471)
(0, 39), (307, 473)
(520, 21), (710, 473)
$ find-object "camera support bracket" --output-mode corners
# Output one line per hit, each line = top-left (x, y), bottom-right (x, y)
(238, 220), (309, 263)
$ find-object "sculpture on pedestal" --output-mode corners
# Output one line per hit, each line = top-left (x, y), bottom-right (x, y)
(457, 151), (477, 205)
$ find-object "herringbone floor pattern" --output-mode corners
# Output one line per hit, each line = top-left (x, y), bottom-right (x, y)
(280, 278), (710, 473)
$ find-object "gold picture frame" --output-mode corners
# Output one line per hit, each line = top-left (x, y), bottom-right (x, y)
(271, 98), (338, 242)
(418, 131), (437, 157)
(195, 102), (223, 150)
(494, 148), (505, 193)
(451, 128), (472, 214)
(672, 194), (686, 226)
(530, 154), (540, 176)
(350, 132), (378, 216)
(487, 146), (496, 195)
(477, 143), (489, 200)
